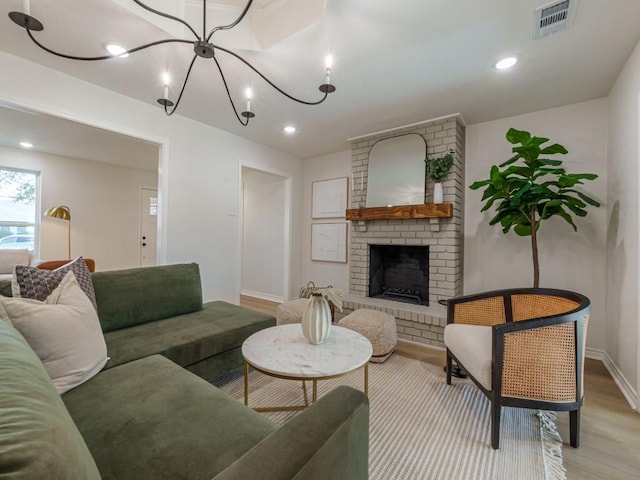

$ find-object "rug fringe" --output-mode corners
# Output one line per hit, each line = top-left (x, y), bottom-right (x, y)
(536, 411), (567, 480)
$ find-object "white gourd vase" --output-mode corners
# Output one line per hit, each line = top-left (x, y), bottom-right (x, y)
(433, 182), (444, 204)
(302, 293), (332, 345)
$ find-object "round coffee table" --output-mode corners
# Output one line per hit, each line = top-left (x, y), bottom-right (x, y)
(242, 324), (373, 412)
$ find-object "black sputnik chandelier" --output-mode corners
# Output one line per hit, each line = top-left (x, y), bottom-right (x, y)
(9, 0), (336, 126)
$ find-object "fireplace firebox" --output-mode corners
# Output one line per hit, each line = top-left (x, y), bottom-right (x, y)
(368, 245), (429, 305)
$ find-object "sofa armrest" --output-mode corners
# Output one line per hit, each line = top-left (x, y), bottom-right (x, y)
(212, 385), (369, 480)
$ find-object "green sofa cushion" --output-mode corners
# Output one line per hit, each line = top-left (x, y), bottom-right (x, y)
(103, 300), (275, 372)
(0, 320), (101, 479)
(92, 263), (203, 332)
(63, 354), (278, 480)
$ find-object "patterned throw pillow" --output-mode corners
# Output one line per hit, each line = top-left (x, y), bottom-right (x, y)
(12, 257), (97, 311)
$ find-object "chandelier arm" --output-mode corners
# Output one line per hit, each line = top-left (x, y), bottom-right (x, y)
(206, 0), (254, 42)
(163, 54), (200, 116)
(212, 56), (250, 126)
(131, 0), (199, 39)
(25, 29), (192, 61)
(213, 45), (329, 105)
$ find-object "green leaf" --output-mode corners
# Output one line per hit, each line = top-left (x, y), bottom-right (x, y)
(470, 180), (491, 190)
(506, 128), (531, 145)
(538, 159), (563, 166)
(514, 224), (532, 236)
(540, 144), (568, 155)
(567, 173), (598, 181)
(528, 136), (550, 146)
(499, 154), (521, 168)
(557, 209), (578, 231)
(558, 176), (579, 188)
(566, 203), (588, 217)
(575, 191), (601, 207)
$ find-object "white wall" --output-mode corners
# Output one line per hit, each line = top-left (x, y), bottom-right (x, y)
(0, 145), (157, 270)
(301, 150), (351, 293)
(465, 99), (608, 352)
(241, 167), (286, 301)
(607, 38), (640, 407)
(0, 52), (303, 303)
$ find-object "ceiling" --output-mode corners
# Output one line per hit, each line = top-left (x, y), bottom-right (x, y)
(1, 0), (640, 160)
(0, 103), (159, 171)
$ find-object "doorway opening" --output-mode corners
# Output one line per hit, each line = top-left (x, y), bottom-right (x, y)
(240, 166), (291, 304)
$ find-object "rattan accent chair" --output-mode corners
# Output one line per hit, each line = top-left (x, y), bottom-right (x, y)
(443, 288), (590, 450)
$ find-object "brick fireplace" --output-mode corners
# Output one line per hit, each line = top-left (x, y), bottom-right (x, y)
(340, 115), (465, 347)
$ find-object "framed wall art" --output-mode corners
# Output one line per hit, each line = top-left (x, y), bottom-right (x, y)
(311, 222), (347, 263)
(311, 177), (348, 218)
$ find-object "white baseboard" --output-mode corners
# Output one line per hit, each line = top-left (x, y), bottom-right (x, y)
(586, 347), (637, 410)
(240, 290), (284, 304)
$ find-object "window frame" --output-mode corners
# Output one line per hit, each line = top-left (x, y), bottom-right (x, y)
(0, 166), (41, 255)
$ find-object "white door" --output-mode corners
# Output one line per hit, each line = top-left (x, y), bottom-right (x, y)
(140, 188), (158, 267)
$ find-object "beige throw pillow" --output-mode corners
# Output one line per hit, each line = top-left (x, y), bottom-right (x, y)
(0, 248), (30, 274)
(0, 271), (108, 394)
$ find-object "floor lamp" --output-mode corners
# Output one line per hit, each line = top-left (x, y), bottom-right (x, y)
(44, 206), (71, 259)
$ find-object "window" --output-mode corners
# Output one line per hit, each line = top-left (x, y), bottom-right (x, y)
(0, 167), (39, 252)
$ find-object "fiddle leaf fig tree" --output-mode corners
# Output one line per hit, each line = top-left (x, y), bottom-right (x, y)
(469, 128), (600, 288)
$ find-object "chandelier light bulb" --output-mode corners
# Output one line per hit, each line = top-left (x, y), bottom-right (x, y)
(325, 54), (333, 69)
(162, 71), (170, 86)
(106, 44), (129, 58)
(245, 88), (253, 112)
(284, 126), (296, 134)
(495, 57), (518, 70)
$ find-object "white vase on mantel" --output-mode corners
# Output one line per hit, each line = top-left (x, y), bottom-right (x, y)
(302, 293), (332, 345)
(433, 182), (444, 204)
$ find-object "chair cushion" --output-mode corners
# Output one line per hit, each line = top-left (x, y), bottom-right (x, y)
(444, 323), (493, 390)
(0, 319), (101, 479)
(92, 263), (203, 332)
(103, 300), (275, 371)
(62, 355), (277, 480)
(0, 271), (108, 394)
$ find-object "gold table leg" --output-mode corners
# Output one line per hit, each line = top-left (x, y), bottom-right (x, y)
(364, 362), (369, 396)
(244, 361), (249, 406)
(302, 380), (309, 407)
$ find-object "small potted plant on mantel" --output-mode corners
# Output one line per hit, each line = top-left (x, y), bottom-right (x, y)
(426, 150), (454, 204)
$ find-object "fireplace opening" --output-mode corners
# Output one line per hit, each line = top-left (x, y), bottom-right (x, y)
(369, 245), (429, 305)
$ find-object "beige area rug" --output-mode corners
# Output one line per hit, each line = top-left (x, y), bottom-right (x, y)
(213, 354), (566, 480)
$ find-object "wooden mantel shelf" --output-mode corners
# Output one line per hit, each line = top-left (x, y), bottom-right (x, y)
(345, 203), (452, 221)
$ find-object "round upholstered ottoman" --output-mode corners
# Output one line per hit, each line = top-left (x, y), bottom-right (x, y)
(276, 298), (310, 325)
(338, 309), (397, 363)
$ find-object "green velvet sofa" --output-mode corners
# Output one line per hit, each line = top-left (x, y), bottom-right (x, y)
(0, 263), (370, 479)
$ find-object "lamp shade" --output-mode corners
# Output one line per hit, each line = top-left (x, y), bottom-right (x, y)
(44, 206), (71, 221)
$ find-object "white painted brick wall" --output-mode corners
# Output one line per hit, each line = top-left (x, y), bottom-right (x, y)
(345, 116), (465, 347)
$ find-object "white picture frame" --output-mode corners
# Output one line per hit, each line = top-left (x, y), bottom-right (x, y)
(312, 177), (348, 218)
(311, 223), (347, 263)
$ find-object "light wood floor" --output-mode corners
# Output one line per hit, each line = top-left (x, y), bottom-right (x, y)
(239, 295), (640, 479)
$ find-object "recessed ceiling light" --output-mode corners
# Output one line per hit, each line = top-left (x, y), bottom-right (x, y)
(19, 141), (33, 149)
(495, 57), (518, 70)
(106, 44), (129, 58)
(284, 126), (296, 134)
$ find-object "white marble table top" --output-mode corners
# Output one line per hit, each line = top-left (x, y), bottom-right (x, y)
(242, 324), (373, 379)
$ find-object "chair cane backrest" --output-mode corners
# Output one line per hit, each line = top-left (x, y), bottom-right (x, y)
(511, 294), (580, 322)
(453, 296), (506, 326)
(501, 314), (589, 402)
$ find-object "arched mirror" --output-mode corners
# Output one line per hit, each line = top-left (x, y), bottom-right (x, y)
(365, 133), (427, 207)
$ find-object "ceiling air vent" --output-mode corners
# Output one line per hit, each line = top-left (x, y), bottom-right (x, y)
(534, 0), (576, 39)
